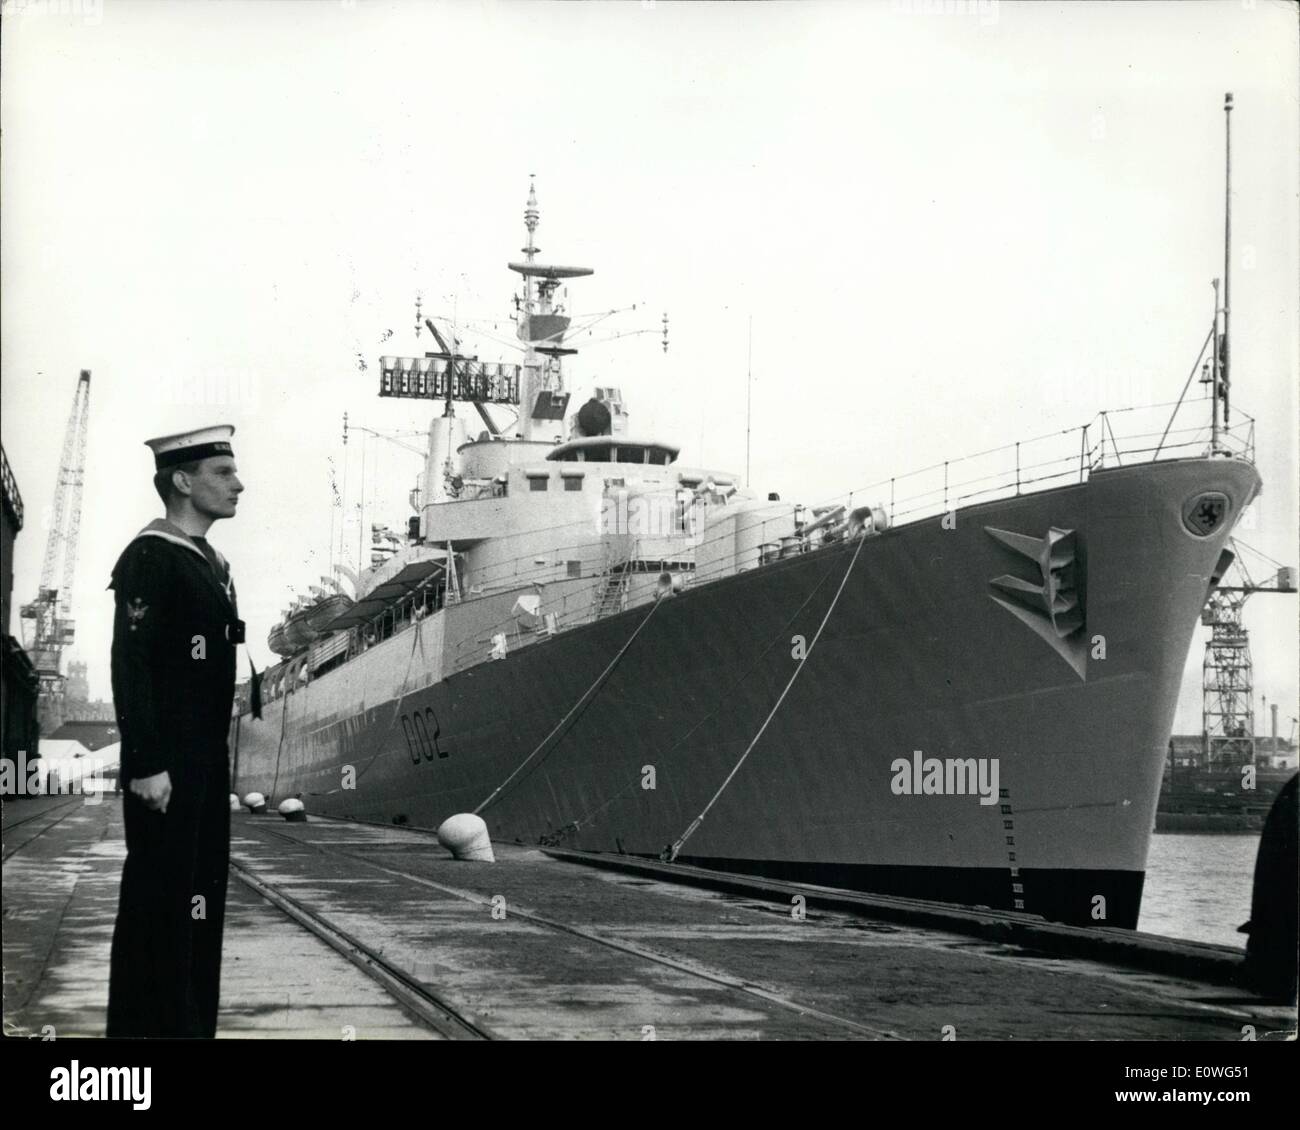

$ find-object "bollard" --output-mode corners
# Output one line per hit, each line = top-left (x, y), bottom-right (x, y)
(436, 813), (495, 862)
(278, 798), (307, 823)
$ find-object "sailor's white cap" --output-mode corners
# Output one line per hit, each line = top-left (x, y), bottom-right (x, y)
(145, 425), (236, 470)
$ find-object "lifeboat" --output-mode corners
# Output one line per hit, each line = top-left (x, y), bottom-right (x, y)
(267, 593), (354, 657)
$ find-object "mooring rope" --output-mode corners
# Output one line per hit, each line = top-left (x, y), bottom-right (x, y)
(663, 531), (870, 862)
(557, 547), (852, 838)
(473, 597), (663, 817)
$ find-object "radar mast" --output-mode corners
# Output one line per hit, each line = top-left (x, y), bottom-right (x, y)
(508, 178), (591, 439)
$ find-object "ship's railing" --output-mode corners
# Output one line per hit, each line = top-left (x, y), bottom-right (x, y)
(876, 399), (1253, 530)
(451, 505), (697, 597)
(448, 553), (703, 672)
(291, 397), (1255, 686)
(682, 398), (1254, 590)
(460, 529), (606, 594)
(446, 574), (607, 673)
(436, 397), (1257, 669)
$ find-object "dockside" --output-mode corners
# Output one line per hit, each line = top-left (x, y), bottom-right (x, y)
(5, 795), (1294, 1042)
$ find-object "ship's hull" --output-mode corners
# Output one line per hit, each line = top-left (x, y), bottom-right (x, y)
(232, 457), (1259, 927)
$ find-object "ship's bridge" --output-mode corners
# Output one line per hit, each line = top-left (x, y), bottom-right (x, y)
(546, 436), (680, 466)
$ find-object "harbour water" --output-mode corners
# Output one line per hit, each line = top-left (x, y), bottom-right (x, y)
(1140, 832), (1261, 948)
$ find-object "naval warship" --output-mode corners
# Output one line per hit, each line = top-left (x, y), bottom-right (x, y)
(231, 160), (1260, 929)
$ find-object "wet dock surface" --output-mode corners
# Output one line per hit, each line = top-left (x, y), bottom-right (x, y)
(3, 796), (434, 1039)
(4, 795), (1295, 1040)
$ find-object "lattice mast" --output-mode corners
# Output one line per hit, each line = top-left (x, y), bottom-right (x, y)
(1201, 587), (1254, 766)
(1201, 541), (1297, 767)
(20, 370), (92, 724)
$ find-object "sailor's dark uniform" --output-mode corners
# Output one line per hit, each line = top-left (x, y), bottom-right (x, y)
(106, 519), (243, 1038)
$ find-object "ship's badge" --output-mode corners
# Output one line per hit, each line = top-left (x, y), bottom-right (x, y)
(126, 597), (149, 630)
(1183, 492), (1228, 537)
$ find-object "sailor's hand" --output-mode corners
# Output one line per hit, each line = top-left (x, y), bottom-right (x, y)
(129, 771), (172, 814)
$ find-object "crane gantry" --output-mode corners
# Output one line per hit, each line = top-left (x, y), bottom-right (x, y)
(20, 369), (92, 733)
(1201, 535), (1297, 767)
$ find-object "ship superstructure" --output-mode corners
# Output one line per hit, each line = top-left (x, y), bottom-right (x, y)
(235, 169), (1262, 929)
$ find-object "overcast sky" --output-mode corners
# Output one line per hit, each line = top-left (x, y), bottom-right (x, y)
(2, 0), (1296, 735)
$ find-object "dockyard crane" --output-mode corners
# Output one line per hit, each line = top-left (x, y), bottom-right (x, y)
(1201, 537), (1296, 767)
(19, 370), (92, 733)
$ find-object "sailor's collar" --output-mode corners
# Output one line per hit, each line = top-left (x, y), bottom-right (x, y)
(134, 518), (215, 563)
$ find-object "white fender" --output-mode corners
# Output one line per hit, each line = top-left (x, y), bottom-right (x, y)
(436, 813), (495, 862)
(278, 797), (307, 822)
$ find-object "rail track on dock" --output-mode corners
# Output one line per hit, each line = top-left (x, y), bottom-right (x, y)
(233, 818), (903, 1040)
(227, 852), (494, 1040)
(1, 797), (88, 863)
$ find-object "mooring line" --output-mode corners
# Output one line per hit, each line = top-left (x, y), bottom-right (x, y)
(559, 547), (852, 838)
(664, 532), (870, 862)
(473, 596), (662, 816)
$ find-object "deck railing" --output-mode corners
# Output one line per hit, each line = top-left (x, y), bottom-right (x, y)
(683, 400), (1252, 591)
(443, 397), (1256, 667)
(243, 396), (1255, 692)
(852, 398), (1253, 530)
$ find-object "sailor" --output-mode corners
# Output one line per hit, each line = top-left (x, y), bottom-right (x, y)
(106, 424), (246, 1038)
